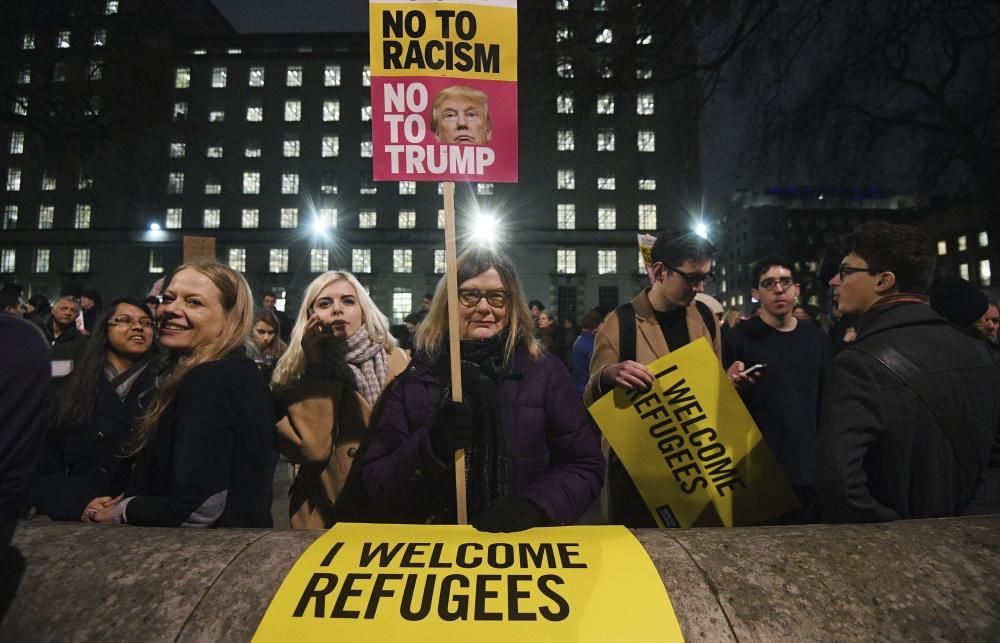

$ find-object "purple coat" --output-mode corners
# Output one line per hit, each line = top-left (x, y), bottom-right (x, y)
(361, 346), (604, 525)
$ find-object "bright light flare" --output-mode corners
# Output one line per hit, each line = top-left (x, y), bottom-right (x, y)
(470, 211), (501, 245)
(149, 222), (161, 231)
(694, 222), (709, 239)
(311, 217), (328, 236)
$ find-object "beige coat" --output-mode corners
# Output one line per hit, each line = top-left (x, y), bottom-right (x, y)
(276, 349), (409, 528)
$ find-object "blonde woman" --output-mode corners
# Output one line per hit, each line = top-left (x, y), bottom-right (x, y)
(93, 262), (277, 527)
(271, 271), (408, 528)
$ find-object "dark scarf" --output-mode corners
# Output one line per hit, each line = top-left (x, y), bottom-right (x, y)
(441, 329), (512, 520)
(860, 293), (929, 331)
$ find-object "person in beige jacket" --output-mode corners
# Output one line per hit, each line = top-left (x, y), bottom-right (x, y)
(271, 271), (408, 528)
(583, 230), (722, 527)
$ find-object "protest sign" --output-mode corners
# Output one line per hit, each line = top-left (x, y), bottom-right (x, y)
(369, 0), (518, 182)
(590, 338), (800, 527)
(254, 522), (682, 642)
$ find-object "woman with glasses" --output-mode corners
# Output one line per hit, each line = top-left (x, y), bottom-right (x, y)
(271, 271), (408, 528)
(92, 262), (277, 527)
(31, 298), (158, 521)
(362, 247), (604, 531)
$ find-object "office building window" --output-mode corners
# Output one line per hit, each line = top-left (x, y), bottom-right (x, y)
(246, 100), (263, 121)
(477, 183), (494, 195)
(320, 174), (338, 195)
(979, 231), (989, 247)
(2, 206), (17, 230)
(556, 0), (569, 9)
(173, 102), (188, 121)
(283, 137), (300, 158)
(174, 67), (190, 88)
(597, 206), (616, 230)
(362, 65), (371, 86)
(13, 96), (28, 116)
(638, 204), (656, 229)
(8, 131), (24, 155)
(323, 100), (340, 121)
(321, 135), (339, 157)
(596, 93), (615, 114)
(281, 173), (299, 194)
(72, 248), (90, 273)
(21, 33), (35, 50)
(399, 181), (416, 195)
(980, 260), (992, 287)
(203, 208), (220, 228)
(557, 129), (574, 151)
(324, 65), (341, 86)
(211, 67), (227, 88)
(360, 139), (373, 158)
(166, 208), (182, 229)
(352, 248), (372, 274)
(398, 210), (416, 229)
(244, 139), (261, 158)
(359, 210), (377, 229)
(556, 249), (576, 274)
(92, 29), (107, 47)
(556, 25), (572, 43)
(148, 250), (164, 274)
(269, 248), (289, 273)
(596, 28), (613, 44)
(598, 249), (617, 274)
(167, 172), (183, 194)
(361, 102), (372, 121)
(207, 142), (223, 158)
(958, 235), (968, 251)
(310, 249), (328, 273)
(638, 178), (656, 190)
(599, 58), (613, 78)
(6, 168), (22, 191)
(88, 60), (103, 80)
(204, 177), (221, 195)
(434, 249), (446, 274)
(438, 210), (446, 229)
(280, 208), (298, 228)
(557, 204), (575, 230)
(392, 289), (412, 324)
(597, 175), (616, 190)
(105, 1), (119, 14)
(41, 170), (57, 191)
(52, 62), (67, 82)
(597, 129), (615, 151)
(243, 172), (260, 194)
(284, 100), (301, 122)
(286, 65), (303, 87)
(56, 31), (72, 49)
(208, 109), (224, 122)
(35, 248), (50, 273)
(1, 249), (15, 272)
(937, 240), (947, 256)
(637, 130), (656, 152)
(169, 142), (185, 158)
(74, 204), (91, 229)
(241, 208), (259, 229)
(249, 66), (264, 87)
(556, 56), (573, 78)
(960, 263), (970, 280)
(228, 248), (246, 272)
(38, 206), (54, 229)
(637, 92), (654, 115)
(557, 169), (575, 190)
(318, 208), (337, 228)
(636, 67), (652, 79)
(17, 66), (31, 85)
(556, 93), (573, 114)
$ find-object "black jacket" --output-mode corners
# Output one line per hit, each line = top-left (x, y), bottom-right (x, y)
(36, 316), (88, 364)
(817, 302), (1000, 522)
(31, 366), (156, 521)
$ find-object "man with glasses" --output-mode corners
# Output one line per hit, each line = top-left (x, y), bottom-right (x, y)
(724, 257), (832, 522)
(584, 229), (721, 526)
(818, 222), (1000, 521)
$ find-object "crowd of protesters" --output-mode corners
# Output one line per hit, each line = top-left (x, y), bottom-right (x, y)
(2, 221), (999, 559)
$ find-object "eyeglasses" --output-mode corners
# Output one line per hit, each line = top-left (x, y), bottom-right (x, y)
(458, 289), (510, 308)
(758, 277), (795, 291)
(837, 264), (881, 281)
(108, 315), (154, 329)
(667, 266), (714, 287)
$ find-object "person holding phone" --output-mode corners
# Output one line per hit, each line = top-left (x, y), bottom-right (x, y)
(271, 271), (408, 528)
(724, 256), (832, 523)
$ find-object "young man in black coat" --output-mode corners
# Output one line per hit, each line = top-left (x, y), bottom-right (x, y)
(817, 222), (1000, 522)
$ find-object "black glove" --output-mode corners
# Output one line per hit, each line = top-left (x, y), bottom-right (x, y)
(430, 400), (480, 463)
(474, 496), (549, 532)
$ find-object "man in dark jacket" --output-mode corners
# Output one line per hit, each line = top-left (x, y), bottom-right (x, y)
(817, 222), (1000, 522)
(36, 295), (88, 370)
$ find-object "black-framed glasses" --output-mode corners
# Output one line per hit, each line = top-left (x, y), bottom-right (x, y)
(458, 289), (510, 308)
(837, 264), (881, 281)
(667, 265), (714, 287)
(758, 277), (795, 291)
(108, 315), (154, 329)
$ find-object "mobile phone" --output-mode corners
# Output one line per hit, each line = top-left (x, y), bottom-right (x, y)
(318, 324), (332, 335)
(739, 363), (767, 377)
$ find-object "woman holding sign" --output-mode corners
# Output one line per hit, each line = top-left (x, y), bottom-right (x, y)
(271, 271), (409, 528)
(362, 248), (604, 531)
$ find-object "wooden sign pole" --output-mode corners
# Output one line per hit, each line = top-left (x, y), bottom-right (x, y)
(442, 181), (467, 524)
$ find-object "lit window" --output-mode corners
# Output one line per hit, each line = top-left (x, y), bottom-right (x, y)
(21, 33), (35, 50)
(85, 95), (100, 117)
(39, 170), (55, 191)
(594, 0), (607, 11)
(241, 208), (259, 229)
(203, 209), (220, 228)
(284, 100), (301, 122)
(280, 208), (298, 228)
(3, 206), (17, 230)
(228, 248), (246, 272)
(958, 235), (968, 251)
(557, 169), (575, 190)
(596, 93), (615, 114)
(88, 60), (103, 80)
(78, 170), (93, 190)
(438, 210), (445, 229)
(173, 102), (188, 121)
(637, 92), (654, 115)
(318, 208), (337, 228)
(207, 143), (223, 158)
(6, 168), (22, 191)
(323, 100), (340, 121)
(244, 139), (261, 157)
(283, 137), (300, 158)
(359, 210), (377, 228)
(556, 25), (572, 43)
(38, 206), (54, 229)
(269, 248), (289, 273)
(556, 56), (574, 78)
(53, 63), (67, 82)
(174, 67), (190, 88)
(636, 31), (652, 46)
(249, 66), (265, 87)
(281, 173), (299, 194)
(74, 204), (91, 229)
(13, 97), (28, 116)
(321, 135), (339, 158)
(352, 248), (372, 273)
(324, 65), (341, 86)
(1, 249), (15, 273)
(320, 174), (338, 195)
(243, 172), (260, 194)
(169, 142), (185, 158)
(167, 172), (183, 194)
(556, 93), (573, 114)
(937, 240), (947, 256)
(362, 65), (371, 87)
(105, 1), (119, 15)
(310, 249), (329, 273)
(557, 249), (576, 274)
(246, 100), (263, 122)
(637, 130), (656, 152)
(361, 103), (372, 121)
(596, 28), (613, 44)
(980, 260), (992, 287)
(556, 0), (569, 9)
(978, 231), (989, 247)
(286, 65), (303, 87)
(35, 248), (50, 273)
(597, 175), (616, 190)
(557, 129), (574, 151)
(638, 204), (657, 229)
(211, 67), (227, 88)
(57, 31), (71, 49)
(166, 208), (182, 229)
(598, 206), (616, 230)
(399, 181), (416, 195)
(204, 177), (221, 195)
(598, 249), (617, 274)
(638, 178), (656, 190)
(599, 58), (614, 79)
(360, 140), (373, 158)
(392, 288), (412, 324)
(149, 250), (164, 274)
(557, 204), (575, 230)
(434, 249), (446, 273)
(92, 29), (107, 47)
(72, 248), (90, 273)
(636, 67), (652, 79)
(959, 263), (969, 280)
(18, 66), (31, 85)
(398, 210), (416, 229)
(597, 129), (615, 151)
(477, 183), (494, 195)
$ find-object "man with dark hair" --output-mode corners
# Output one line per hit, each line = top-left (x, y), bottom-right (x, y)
(260, 290), (292, 343)
(571, 309), (604, 397)
(818, 222), (1000, 521)
(724, 256), (832, 522)
(0, 285), (26, 317)
(584, 229), (721, 526)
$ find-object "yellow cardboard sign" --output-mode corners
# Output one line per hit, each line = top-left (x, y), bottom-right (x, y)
(590, 338), (799, 527)
(254, 523), (682, 642)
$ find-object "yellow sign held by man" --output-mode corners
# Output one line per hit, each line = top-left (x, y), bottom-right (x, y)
(590, 338), (799, 527)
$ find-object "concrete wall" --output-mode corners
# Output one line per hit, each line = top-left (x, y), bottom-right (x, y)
(3, 516), (999, 641)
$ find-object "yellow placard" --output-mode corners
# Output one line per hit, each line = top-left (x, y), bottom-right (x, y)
(254, 523), (682, 642)
(590, 338), (799, 527)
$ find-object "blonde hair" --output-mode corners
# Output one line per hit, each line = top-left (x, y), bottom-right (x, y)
(271, 271), (396, 392)
(416, 247), (541, 364)
(131, 261), (255, 454)
(430, 85), (492, 136)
